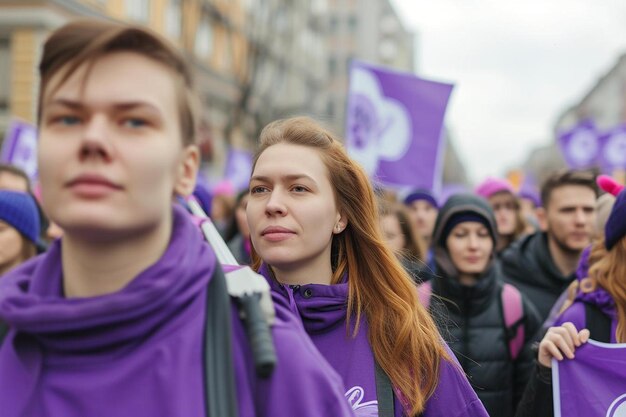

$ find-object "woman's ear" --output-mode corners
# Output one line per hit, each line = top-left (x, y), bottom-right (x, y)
(174, 145), (200, 197)
(333, 211), (348, 234)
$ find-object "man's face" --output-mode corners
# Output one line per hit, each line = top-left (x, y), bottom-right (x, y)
(38, 52), (198, 240)
(541, 185), (596, 253)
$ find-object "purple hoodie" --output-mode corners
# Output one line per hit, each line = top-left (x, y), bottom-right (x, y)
(261, 266), (489, 417)
(0, 205), (355, 417)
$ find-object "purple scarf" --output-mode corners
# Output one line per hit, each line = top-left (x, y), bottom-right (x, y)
(574, 246), (617, 321)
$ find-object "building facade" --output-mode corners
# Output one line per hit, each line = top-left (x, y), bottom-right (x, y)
(324, 0), (414, 132)
(0, 0), (329, 177)
(518, 53), (626, 185)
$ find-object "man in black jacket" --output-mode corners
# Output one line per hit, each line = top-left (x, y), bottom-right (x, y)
(501, 170), (598, 321)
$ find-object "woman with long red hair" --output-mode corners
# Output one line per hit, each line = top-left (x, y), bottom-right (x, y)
(247, 116), (488, 417)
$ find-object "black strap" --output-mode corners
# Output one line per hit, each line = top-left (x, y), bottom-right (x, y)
(0, 321), (8, 345)
(375, 361), (395, 417)
(584, 302), (611, 343)
(204, 262), (239, 417)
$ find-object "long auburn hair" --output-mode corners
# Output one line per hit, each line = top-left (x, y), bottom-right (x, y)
(251, 117), (448, 415)
(560, 237), (626, 342)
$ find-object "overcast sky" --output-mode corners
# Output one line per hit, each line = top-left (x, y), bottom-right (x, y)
(391, 0), (626, 185)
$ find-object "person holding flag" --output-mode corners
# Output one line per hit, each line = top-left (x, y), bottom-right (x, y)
(515, 175), (626, 417)
(247, 116), (489, 417)
(0, 19), (355, 417)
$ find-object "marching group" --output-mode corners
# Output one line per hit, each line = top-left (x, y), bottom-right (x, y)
(0, 18), (624, 417)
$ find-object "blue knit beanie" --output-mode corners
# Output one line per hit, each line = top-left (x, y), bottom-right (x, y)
(0, 191), (41, 245)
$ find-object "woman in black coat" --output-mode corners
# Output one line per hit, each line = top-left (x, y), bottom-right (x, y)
(426, 194), (542, 417)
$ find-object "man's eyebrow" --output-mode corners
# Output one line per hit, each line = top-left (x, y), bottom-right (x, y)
(45, 98), (163, 114)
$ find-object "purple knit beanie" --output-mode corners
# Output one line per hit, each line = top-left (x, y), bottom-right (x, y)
(403, 189), (439, 209)
(597, 175), (626, 250)
(475, 177), (515, 199)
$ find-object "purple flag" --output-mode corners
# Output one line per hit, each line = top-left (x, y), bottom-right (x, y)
(223, 148), (253, 192)
(557, 120), (600, 169)
(1, 119), (38, 182)
(345, 61), (454, 191)
(598, 124), (626, 174)
(553, 340), (626, 417)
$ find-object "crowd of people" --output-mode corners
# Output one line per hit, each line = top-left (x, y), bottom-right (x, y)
(0, 18), (623, 417)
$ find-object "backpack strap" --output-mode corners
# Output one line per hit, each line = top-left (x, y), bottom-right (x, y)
(0, 321), (8, 346)
(374, 361), (395, 417)
(501, 283), (524, 360)
(417, 280), (432, 310)
(584, 302), (611, 343)
(204, 262), (239, 417)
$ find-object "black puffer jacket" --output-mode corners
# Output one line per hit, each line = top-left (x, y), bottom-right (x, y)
(500, 232), (576, 321)
(430, 194), (542, 417)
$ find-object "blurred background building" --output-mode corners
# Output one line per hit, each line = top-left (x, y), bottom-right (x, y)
(0, 0), (467, 185)
(513, 53), (626, 186)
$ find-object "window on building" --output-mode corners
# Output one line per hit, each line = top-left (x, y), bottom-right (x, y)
(165, 0), (182, 40)
(328, 16), (338, 32)
(195, 17), (214, 59)
(0, 38), (10, 110)
(347, 15), (358, 32)
(327, 99), (335, 118)
(126, 0), (150, 22)
(328, 56), (337, 75)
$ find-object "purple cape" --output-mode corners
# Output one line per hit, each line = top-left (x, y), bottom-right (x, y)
(260, 265), (489, 417)
(0, 205), (355, 417)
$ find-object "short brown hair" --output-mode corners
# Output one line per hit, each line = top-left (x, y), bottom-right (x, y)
(38, 19), (199, 146)
(541, 169), (599, 208)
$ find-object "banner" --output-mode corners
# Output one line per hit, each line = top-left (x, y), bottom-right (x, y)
(553, 340), (626, 417)
(345, 61), (454, 191)
(598, 124), (626, 175)
(1, 119), (38, 182)
(223, 148), (253, 193)
(557, 120), (600, 169)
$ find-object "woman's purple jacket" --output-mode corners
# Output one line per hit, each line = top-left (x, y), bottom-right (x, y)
(0, 206), (355, 417)
(260, 265), (490, 417)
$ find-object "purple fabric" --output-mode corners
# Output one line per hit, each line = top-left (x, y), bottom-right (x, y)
(598, 124), (626, 174)
(224, 148), (253, 193)
(345, 61), (453, 191)
(0, 205), (355, 417)
(573, 246), (617, 322)
(604, 188), (626, 250)
(260, 265), (489, 417)
(557, 120), (600, 169)
(553, 341), (626, 417)
(1, 120), (39, 182)
(549, 246), (617, 337)
(403, 189), (439, 209)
